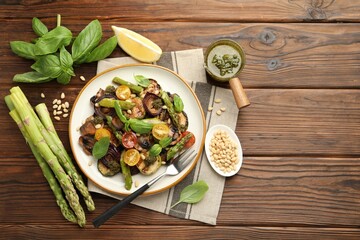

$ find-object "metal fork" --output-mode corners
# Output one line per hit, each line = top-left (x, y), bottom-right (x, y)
(93, 149), (196, 228)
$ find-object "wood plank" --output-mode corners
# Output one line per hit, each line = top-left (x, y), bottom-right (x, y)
(237, 89), (360, 156)
(1, 22), (359, 88)
(2, 88), (358, 157)
(1, 225), (360, 240)
(1, 156), (359, 227)
(0, 0), (359, 22)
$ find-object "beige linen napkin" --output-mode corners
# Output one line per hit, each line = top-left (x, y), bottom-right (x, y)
(88, 48), (238, 225)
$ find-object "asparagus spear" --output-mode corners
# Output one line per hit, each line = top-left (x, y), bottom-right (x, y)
(35, 103), (95, 212)
(5, 101), (77, 223)
(9, 87), (86, 227)
(10, 87), (95, 212)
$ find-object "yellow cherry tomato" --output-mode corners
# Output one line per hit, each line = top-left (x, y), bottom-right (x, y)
(152, 123), (170, 140)
(116, 85), (131, 100)
(123, 149), (140, 166)
(94, 128), (112, 141)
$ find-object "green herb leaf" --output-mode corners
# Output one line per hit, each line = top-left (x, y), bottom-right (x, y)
(72, 19), (102, 63)
(31, 54), (62, 78)
(56, 71), (72, 85)
(134, 75), (151, 87)
(10, 41), (37, 60)
(84, 36), (118, 63)
(173, 94), (184, 112)
(114, 100), (128, 123)
(92, 137), (110, 159)
(128, 119), (153, 134)
(171, 180), (209, 208)
(149, 144), (162, 157)
(13, 71), (52, 83)
(34, 26), (72, 55)
(32, 17), (48, 37)
(159, 136), (172, 148)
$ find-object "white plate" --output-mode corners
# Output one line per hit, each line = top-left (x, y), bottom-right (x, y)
(205, 124), (243, 177)
(69, 64), (206, 196)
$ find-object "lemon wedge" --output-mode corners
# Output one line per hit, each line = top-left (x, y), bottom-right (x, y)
(112, 26), (162, 63)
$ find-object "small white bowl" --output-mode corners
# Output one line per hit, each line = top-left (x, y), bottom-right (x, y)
(205, 124), (243, 177)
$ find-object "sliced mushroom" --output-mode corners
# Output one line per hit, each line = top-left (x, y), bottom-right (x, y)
(143, 92), (164, 116)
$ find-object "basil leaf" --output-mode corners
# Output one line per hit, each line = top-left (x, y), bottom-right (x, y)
(13, 71), (52, 83)
(171, 180), (209, 208)
(10, 41), (37, 60)
(92, 137), (110, 159)
(84, 35), (118, 63)
(128, 119), (153, 134)
(149, 144), (162, 157)
(134, 75), (150, 87)
(159, 136), (172, 148)
(32, 17), (48, 37)
(72, 19), (102, 63)
(59, 46), (75, 80)
(34, 26), (72, 55)
(31, 54), (62, 78)
(59, 46), (73, 69)
(173, 94), (184, 112)
(56, 71), (72, 85)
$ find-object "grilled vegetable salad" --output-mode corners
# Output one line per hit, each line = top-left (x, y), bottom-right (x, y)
(78, 75), (195, 190)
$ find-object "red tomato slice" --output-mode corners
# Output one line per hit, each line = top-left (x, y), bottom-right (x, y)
(182, 131), (195, 148)
(122, 131), (137, 149)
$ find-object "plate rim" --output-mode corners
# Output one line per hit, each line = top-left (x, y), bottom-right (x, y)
(68, 63), (206, 196)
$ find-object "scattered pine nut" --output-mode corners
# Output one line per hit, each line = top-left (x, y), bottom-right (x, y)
(56, 99), (61, 105)
(60, 92), (65, 99)
(80, 76), (86, 81)
(40, 93), (45, 98)
(54, 116), (61, 121)
(53, 110), (57, 116)
(214, 98), (222, 103)
(53, 104), (58, 109)
(208, 106), (213, 111)
(63, 113), (69, 118)
(52, 99), (58, 104)
(216, 110), (222, 116)
(220, 107), (226, 112)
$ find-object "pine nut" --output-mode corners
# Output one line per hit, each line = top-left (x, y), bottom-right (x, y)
(54, 116), (61, 121)
(80, 76), (86, 81)
(63, 113), (69, 118)
(40, 93), (45, 98)
(60, 92), (65, 99)
(214, 98), (221, 103)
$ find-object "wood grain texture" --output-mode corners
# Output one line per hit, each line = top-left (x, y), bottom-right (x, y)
(2, 22), (359, 88)
(0, 0), (359, 22)
(0, 1), (359, 239)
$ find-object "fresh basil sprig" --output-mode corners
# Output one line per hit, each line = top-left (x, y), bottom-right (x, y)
(9, 15), (117, 84)
(92, 137), (110, 159)
(171, 180), (209, 208)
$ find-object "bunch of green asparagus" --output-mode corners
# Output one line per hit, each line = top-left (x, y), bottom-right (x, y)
(5, 86), (94, 227)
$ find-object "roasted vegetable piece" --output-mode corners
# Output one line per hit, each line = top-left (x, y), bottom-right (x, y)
(97, 160), (118, 177)
(166, 132), (194, 161)
(136, 154), (162, 175)
(124, 97), (145, 119)
(142, 92), (164, 116)
(120, 151), (133, 190)
(99, 144), (121, 172)
(80, 120), (96, 136)
(78, 135), (96, 155)
(113, 76), (143, 93)
(161, 90), (188, 132)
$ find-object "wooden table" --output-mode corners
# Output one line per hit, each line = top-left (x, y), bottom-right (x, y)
(1, 1), (359, 239)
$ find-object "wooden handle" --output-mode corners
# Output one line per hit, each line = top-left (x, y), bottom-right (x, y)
(229, 77), (250, 109)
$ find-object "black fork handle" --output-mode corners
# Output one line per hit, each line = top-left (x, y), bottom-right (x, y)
(92, 183), (150, 228)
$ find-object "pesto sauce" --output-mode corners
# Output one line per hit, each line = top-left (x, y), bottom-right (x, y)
(212, 54), (240, 76)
